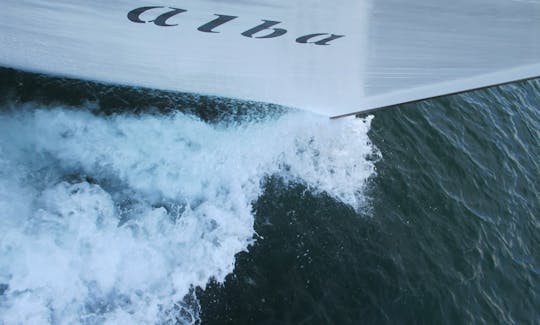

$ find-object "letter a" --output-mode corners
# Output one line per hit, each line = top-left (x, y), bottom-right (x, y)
(296, 33), (344, 46)
(127, 6), (165, 23)
(127, 7), (186, 27)
(241, 20), (287, 39)
(151, 8), (187, 27)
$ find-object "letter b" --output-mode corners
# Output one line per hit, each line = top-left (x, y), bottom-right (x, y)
(241, 20), (287, 39)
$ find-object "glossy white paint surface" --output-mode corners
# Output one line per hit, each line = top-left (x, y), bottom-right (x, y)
(1, 0), (539, 116)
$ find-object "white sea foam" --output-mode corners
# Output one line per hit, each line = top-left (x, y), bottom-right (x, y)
(0, 105), (378, 324)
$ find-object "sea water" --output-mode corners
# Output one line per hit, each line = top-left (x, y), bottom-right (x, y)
(0, 69), (539, 324)
(0, 69), (378, 324)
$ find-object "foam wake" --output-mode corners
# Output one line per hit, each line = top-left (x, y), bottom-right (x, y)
(0, 105), (377, 324)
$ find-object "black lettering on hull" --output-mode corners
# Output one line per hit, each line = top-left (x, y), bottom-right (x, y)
(127, 5), (346, 46)
(241, 20), (287, 39)
(127, 6), (186, 27)
(198, 14), (238, 33)
(127, 6), (164, 24)
(296, 34), (345, 45)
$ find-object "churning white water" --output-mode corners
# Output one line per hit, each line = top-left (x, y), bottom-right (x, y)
(0, 104), (377, 324)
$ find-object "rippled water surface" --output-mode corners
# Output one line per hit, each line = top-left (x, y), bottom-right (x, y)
(0, 68), (539, 324)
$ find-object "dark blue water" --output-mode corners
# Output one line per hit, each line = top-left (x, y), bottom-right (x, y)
(197, 81), (540, 324)
(0, 68), (538, 324)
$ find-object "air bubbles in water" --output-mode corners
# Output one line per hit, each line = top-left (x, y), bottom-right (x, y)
(0, 105), (378, 323)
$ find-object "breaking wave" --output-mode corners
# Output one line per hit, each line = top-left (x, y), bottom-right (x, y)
(0, 104), (378, 324)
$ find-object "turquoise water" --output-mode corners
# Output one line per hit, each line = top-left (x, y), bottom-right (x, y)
(0, 68), (538, 324)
